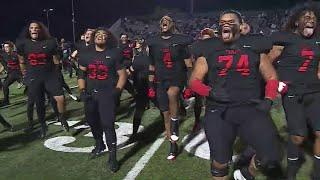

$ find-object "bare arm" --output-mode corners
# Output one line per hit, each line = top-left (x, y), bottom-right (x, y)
(184, 57), (193, 68)
(53, 55), (61, 65)
(148, 64), (155, 82)
(116, 69), (128, 90)
(18, 54), (26, 75)
(0, 63), (4, 73)
(260, 53), (280, 100)
(267, 45), (284, 63)
(189, 56), (208, 84)
(259, 53), (278, 81)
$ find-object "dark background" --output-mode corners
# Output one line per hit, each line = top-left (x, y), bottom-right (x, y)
(0, 0), (313, 41)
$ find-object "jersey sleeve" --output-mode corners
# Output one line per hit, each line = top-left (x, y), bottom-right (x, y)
(180, 45), (192, 60)
(78, 52), (88, 67)
(252, 36), (273, 54)
(49, 38), (59, 56)
(146, 39), (155, 66)
(191, 41), (204, 59)
(113, 49), (126, 71)
(270, 31), (289, 46)
(15, 39), (25, 56)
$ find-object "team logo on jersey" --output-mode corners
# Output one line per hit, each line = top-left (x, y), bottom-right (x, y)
(210, 109), (218, 113)
(172, 44), (179, 47)
(243, 45), (251, 48)
(106, 56), (111, 59)
(42, 46), (47, 49)
(316, 41), (320, 45)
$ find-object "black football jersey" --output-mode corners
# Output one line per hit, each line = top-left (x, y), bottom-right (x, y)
(132, 51), (151, 77)
(16, 38), (58, 74)
(271, 31), (320, 90)
(147, 34), (193, 82)
(78, 47), (124, 91)
(0, 52), (20, 72)
(197, 35), (272, 103)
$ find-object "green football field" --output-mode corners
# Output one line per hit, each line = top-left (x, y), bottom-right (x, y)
(0, 74), (315, 180)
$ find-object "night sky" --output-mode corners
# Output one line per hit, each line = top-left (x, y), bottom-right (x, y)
(0, 0), (311, 42)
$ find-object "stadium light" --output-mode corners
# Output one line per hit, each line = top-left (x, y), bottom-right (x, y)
(43, 8), (54, 32)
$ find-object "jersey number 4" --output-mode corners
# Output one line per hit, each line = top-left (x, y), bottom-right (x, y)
(299, 49), (314, 72)
(218, 55), (250, 76)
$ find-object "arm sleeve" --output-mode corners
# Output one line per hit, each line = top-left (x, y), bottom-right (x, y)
(254, 37), (273, 54)
(50, 39), (59, 56)
(270, 31), (288, 46)
(114, 50), (125, 71)
(78, 53), (88, 67)
(15, 39), (25, 56)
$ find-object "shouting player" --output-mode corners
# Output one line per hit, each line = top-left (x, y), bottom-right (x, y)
(16, 21), (69, 138)
(189, 10), (282, 179)
(0, 41), (22, 106)
(147, 15), (193, 160)
(78, 28), (127, 172)
(268, 4), (320, 179)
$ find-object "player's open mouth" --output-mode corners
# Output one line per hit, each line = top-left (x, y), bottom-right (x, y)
(162, 23), (168, 29)
(222, 28), (232, 40)
(303, 23), (314, 36)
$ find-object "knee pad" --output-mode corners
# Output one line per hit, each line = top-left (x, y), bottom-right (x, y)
(211, 163), (229, 177)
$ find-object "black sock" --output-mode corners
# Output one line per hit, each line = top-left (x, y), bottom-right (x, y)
(109, 142), (117, 161)
(313, 155), (320, 178)
(287, 139), (301, 159)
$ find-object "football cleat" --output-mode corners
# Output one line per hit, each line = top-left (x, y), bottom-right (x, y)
(89, 144), (106, 159)
(108, 158), (119, 173)
(167, 142), (178, 160)
(68, 93), (79, 101)
(233, 170), (247, 180)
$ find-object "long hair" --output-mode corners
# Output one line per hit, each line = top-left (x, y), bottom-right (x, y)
(93, 27), (118, 49)
(285, 3), (320, 35)
(20, 20), (51, 40)
(133, 37), (148, 57)
(3, 41), (15, 49)
(159, 15), (177, 34)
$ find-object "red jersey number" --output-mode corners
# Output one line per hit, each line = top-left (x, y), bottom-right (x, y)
(218, 55), (250, 77)
(298, 49), (314, 72)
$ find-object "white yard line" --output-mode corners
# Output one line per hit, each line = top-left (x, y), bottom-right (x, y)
(124, 136), (165, 180)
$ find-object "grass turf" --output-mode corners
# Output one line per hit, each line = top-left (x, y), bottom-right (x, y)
(0, 75), (315, 180)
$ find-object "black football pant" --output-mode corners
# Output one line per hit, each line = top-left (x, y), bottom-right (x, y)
(132, 75), (149, 135)
(85, 89), (117, 150)
(26, 91), (59, 125)
(26, 73), (63, 126)
(58, 72), (72, 95)
(70, 61), (79, 78)
(204, 104), (281, 165)
(3, 71), (21, 103)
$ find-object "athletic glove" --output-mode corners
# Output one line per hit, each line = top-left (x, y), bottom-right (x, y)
(278, 81), (288, 95)
(147, 81), (156, 99)
(183, 88), (194, 99)
(189, 79), (211, 97)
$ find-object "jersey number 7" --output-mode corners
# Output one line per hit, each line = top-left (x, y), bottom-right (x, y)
(298, 49), (314, 72)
